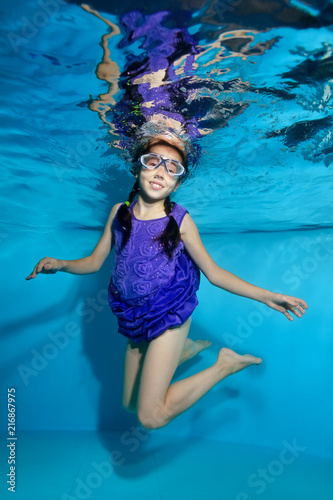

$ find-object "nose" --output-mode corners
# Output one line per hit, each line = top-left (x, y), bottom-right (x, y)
(153, 163), (166, 177)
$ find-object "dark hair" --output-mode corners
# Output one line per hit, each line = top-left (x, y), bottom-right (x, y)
(116, 179), (140, 250)
(117, 144), (183, 258)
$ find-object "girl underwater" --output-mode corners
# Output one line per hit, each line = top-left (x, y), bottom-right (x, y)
(25, 127), (308, 431)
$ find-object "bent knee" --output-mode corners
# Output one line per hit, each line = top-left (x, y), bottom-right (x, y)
(137, 406), (169, 430)
(137, 412), (162, 430)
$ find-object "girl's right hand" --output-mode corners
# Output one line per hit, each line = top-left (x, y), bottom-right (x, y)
(25, 257), (63, 280)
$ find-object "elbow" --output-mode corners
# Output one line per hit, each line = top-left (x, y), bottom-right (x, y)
(94, 262), (103, 273)
(205, 265), (223, 287)
(208, 275), (217, 287)
(89, 255), (101, 273)
(204, 270), (217, 286)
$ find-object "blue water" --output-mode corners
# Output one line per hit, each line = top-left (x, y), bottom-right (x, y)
(1, 1), (333, 499)
(1, 0), (332, 233)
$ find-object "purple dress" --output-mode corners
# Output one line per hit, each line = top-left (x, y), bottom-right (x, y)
(108, 201), (200, 343)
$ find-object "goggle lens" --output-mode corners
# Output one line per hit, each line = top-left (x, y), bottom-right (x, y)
(140, 154), (184, 177)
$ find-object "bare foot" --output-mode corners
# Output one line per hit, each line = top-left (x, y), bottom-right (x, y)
(216, 347), (262, 376)
(179, 338), (212, 365)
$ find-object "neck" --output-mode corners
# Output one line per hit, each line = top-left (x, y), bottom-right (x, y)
(133, 195), (167, 219)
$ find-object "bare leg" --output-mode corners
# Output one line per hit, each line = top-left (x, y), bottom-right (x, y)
(122, 326), (211, 413)
(122, 339), (149, 413)
(179, 338), (212, 365)
(161, 348), (262, 426)
(137, 320), (262, 429)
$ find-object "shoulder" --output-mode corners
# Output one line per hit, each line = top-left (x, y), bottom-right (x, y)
(171, 202), (189, 226)
(110, 202), (123, 220)
(104, 203), (123, 231)
(179, 212), (198, 236)
(172, 202), (188, 213)
(112, 202), (123, 214)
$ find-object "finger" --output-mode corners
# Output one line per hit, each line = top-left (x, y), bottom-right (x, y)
(285, 299), (304, 314)
(298, 299), (308, 310)
(36, 261), (46, 273)
(290, 307), (302, 318)
(33, 261), (44, 275)
(30, 265), (39, 277)
(290, 301), (307, 316)
(292, 298), (308, 310)
(284, 311), (294, 321)
(295, 305), (306, 315)
(44, 261), (56, 272)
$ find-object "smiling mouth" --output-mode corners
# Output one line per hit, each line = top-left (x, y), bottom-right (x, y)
(150, 181), (164, 189)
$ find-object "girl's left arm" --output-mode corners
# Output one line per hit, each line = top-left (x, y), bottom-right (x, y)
(180, 214), (308, 321)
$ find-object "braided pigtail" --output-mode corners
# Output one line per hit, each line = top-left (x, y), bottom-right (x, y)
(158, 196), (181, 259)
(117, 179), (140, 249)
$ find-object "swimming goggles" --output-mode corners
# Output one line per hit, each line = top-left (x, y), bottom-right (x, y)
(140, 153), (185, 177)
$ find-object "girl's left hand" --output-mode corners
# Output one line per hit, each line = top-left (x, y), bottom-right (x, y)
(265, 292), (308, 321)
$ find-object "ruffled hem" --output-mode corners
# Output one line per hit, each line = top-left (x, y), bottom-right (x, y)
(108, 251), (200, 343)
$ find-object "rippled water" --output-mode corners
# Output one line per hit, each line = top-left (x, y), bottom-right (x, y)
(1, 0), (332, 233)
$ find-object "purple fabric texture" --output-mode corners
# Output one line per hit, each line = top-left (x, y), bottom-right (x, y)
(108, 201), (200, 343)
(106, 10), (203, 142)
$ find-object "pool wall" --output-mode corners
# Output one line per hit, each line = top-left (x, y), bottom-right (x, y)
(2, 227), (332, 459)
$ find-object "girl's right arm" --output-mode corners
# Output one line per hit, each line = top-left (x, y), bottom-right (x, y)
(180, 213), (308, 321)
(25, 203), (122, 280)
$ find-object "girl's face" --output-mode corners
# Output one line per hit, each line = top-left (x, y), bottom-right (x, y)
(136, 143), (184, 201)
